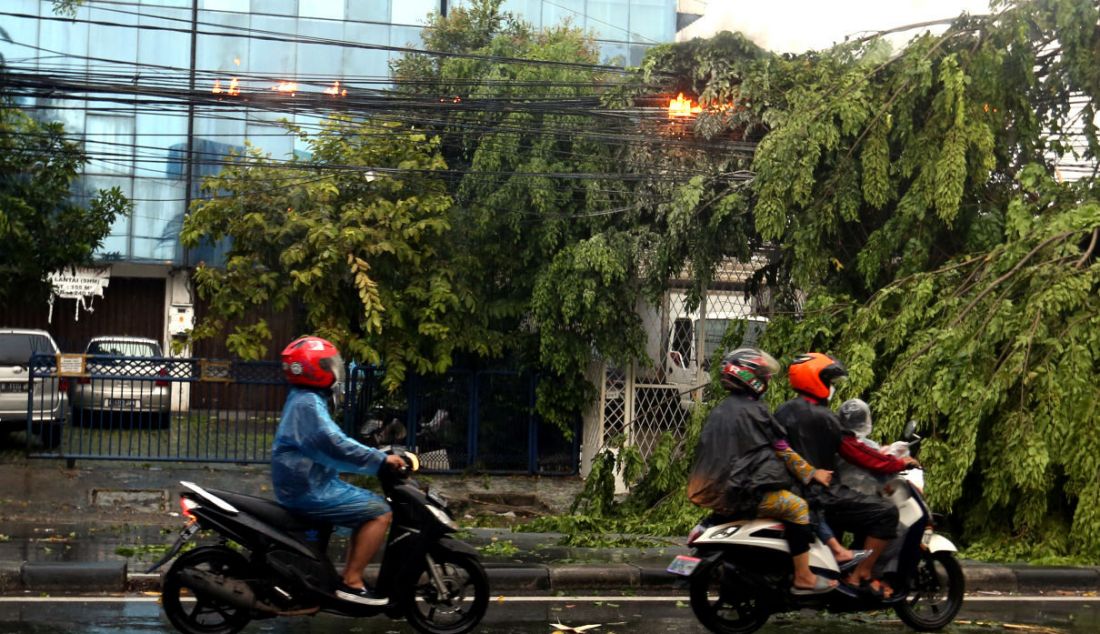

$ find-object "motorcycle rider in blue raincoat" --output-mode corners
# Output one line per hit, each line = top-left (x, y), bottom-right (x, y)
(272, 336), (404, 606)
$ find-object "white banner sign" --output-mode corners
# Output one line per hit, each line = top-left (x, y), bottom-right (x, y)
(46, 266), (111, 322)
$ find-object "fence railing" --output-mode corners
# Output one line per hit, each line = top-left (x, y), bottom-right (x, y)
(345, 366), (579, 475)
(22, 354), (579, 474)
(24, 354), (287, 464)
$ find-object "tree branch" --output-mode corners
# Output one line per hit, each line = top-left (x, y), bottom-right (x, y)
(1076, 227), (1098, 269)
(948, 230), (1074, 328)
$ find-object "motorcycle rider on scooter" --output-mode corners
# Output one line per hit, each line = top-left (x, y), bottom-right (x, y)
(273, 336), (406, 606)
(775, 353), (918, 599)
(687, 348), (838, 594)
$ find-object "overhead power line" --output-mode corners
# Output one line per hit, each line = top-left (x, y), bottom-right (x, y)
(1, 9), (642, 74)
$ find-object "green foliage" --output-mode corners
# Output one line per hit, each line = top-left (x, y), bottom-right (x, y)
(392, 0), (657, 426)
(564, 0), (1100, 562)
(0, 103), (130, 301)
(182, 118), (457, 391)
(51, 1), (83, 17)
(477, 537), (519, 558)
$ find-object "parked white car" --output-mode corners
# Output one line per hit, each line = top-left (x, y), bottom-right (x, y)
(70, 336), (171, 429)
(0, 329), (67, 448)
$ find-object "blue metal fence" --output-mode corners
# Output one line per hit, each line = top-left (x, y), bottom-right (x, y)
(20, 354), (579, 474)
(23, 353), (287, 464)
(344, 365), (579, 475)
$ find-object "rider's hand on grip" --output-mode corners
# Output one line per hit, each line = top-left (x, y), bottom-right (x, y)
(384, 454), (407, 471)
(811, 469), (833, 487)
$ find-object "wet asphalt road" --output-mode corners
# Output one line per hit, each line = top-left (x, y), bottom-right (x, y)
(0, 596), (1096, 634)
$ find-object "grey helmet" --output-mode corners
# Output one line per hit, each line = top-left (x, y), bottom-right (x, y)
(838, 398), (872, 438)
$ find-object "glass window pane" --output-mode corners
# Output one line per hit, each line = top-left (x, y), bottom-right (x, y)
(88, 340), (160, 356)
(255, 0), (297, 15)
(0, 0), (39, 67)
(138, 6), (191, 69)
(85, 114), (135, 176)
(500, 0), (542, 28)
(342, 22), (390, 84)
(88, 5), (137, 72)
(196, 11), (249, 76)
(247, 14), (298, 76)
(299, 0), (345, 20)
(37, 8), (88, 75)
(630, 3), (674, 43)
(84, 176), (134, 260)
(246, 121), (294, 160)
(136, 106), (188, 177)
(542, 0), (583, 29)
(131, 180), (185, 263)
(297, 19), (345, 79)
(585, 1), (631, 41)
(348, 0), (391, 21)
(391, 0), (436, 25)
(599, 40), (627, 66)
(390, 25), (423, 49)
(201, 0), (249, 12)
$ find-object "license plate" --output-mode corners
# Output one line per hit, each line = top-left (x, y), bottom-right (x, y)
(0, 383), (28, 393)
(667, 555), (701, 577)
(104, 399), (139, 408)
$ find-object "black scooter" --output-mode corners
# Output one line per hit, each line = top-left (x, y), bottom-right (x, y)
(147, 450), (488, 634)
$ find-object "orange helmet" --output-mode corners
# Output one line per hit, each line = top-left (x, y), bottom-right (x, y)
(788, 352), (848, 401)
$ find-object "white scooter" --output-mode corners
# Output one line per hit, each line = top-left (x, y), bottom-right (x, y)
(668, 422), (963, 633)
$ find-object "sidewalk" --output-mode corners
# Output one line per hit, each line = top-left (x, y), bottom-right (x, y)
(1, 456), (1097, 595)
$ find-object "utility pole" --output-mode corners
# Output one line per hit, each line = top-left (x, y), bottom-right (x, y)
(182, 0), (198, 267)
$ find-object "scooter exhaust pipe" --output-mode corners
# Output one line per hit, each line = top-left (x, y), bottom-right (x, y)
(177, 568), (278, 614)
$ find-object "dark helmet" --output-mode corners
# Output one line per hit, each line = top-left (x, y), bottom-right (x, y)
(719, 348), (780, 396)
(788, 352), (848, 401)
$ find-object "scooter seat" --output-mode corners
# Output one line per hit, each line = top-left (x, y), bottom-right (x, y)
(205, 487), (324, 532)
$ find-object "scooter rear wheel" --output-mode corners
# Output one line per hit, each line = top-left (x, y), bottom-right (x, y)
(689, 559), (771, 634)
(161, 546), (252, 634)
(894, 551), (965, 631)
(402, 550), (489, 634)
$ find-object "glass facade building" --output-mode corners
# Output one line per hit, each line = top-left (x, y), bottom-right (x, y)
(2, 0), (676, 265)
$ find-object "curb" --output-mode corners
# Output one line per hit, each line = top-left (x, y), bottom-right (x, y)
(20, 562), (127, 593)
(0, 561), (1096, 595)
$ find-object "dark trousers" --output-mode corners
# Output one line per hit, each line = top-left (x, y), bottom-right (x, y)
(814, 485), (899, 541)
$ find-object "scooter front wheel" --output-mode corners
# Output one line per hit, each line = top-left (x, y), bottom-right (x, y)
(894, 551), (965, 631)
(689, 558), (771, 634)
(402, 550), (489, 634)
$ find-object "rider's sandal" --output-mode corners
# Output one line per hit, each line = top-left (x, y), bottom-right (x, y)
(859, 579), (887, 600)
(791, 575), (836, 595)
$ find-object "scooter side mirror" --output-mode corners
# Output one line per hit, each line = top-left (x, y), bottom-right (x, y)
(902, 420), (919, 442)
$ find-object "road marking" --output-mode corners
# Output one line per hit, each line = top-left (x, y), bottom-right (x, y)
(0, 595), (1096, 604)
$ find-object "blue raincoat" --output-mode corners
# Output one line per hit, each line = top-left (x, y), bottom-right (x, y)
(272, 387), (390, 527)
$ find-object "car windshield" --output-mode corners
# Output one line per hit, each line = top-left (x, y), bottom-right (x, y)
(87, 341), (161, 357)
(0, 334), (55, 365)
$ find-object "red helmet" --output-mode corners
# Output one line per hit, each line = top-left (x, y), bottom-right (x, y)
(788, 352), (848, 401)
(281, 336), (344, 389)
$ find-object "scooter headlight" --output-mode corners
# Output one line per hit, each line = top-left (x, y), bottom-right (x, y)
(426, 504), (458, 531)
(711, 525), (741, 539)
